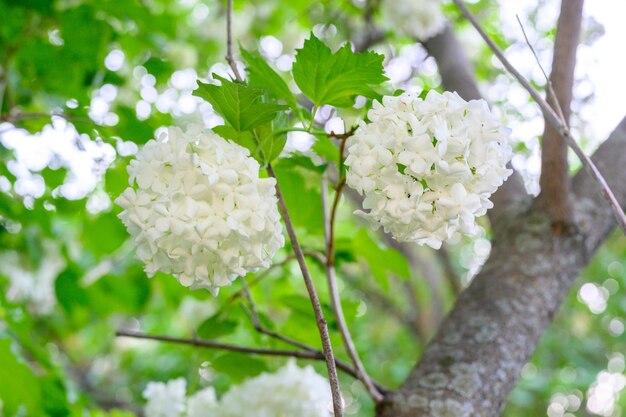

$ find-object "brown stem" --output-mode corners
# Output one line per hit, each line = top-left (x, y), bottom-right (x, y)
(537, 0), (584, 228)
(321, 179), (384, 403)
(225, 251), (325, 305)
(116, 330), (369, 384)
(225, 0), (243, 82)
(452, 0), (626, 234)
(239, 278), (317, 352)
(341, 272), (422, 340)
(266, 164), (344, 417)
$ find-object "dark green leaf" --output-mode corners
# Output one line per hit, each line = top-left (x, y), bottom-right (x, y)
(41, 376), (70, 417)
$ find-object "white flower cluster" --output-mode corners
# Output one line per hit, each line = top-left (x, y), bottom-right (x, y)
(218, 359), (332, 417)
(0, 239), (66, 316)
(345, 91), (512, 249)
(116, 126), (284, 295)
(143, 361), (331, 417)
(143, 378), (188, 417)
(381, 0), (446, 41)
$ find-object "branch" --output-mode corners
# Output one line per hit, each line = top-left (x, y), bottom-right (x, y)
(536, 0), (584, 227)
(225, 251), (326, 305)
(341, 272), (422, 340)
(266, 164), (344, 417)
(116, 330), (377, 386)
(225, 0), (243, 82)
(422, 25), (481, 101)
(239, 279), (316, 352)
(321, 178), (384, 403)
(353, 0), (386, 52)
(2, 111), (100, 127)
(573, 115), (626, 253)
(343, 185), (446, 334)
(453, 0), (626, 235)
(239, 281), (387, 392)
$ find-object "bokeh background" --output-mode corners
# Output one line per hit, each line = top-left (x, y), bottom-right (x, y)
(0, 0), (624, 416)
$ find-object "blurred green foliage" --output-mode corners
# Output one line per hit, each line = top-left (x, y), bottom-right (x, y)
(0, 0), (624, 416)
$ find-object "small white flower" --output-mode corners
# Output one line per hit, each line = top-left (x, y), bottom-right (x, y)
(217, 359), (332, 417)
(143, 361), (331, 417)
(143, 378), (187, 417)
(381, 0), (446, 41)
(116, 126), (285, 295)
(187, 387), (219, 417)
(345, 91), (512, 249)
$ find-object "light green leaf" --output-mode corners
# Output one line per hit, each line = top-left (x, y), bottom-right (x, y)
(292, 33), (387, 107)
(241, 48), (297, 110)
(251, 123), (286, 166)
(351, 229), (411, 290)
(193, 74), (288, 132)
(213, 125), (257, 154)
(213, 124), (285, 167)
(312, 136), (339, 162)
(0, 338), (42, 416)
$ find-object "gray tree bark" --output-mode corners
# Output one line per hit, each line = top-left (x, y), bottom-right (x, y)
(375, 20), (626, 417)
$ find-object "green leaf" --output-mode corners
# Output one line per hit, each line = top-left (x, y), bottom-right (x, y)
(193, 75), (287, 132)
(252, 123), (286, 166)
(312, 136), (339, 162)
(272, 161), (324, 234)
(351, 229), (411, 290)
(197, 313), (238, 340)
(55, 268), (90, 316)
(41, 375), (70, 417)
(0, 338), (42, 416)
(81, 213), (128, 255)
(213, 124), (285, 167)
(241, 48), (297, 110)
(212, 352), (268, 382)
(212, 125), (256, 152)
(292, 33), (387, 107)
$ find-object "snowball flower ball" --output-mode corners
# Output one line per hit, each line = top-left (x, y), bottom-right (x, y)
(217, 359), (332, 417)
(115, 125), (284, 295)
(143, 378), (187, 417)
(186, 387), (220, 417)
(382, 0), (446, 41)
(345, 91), (513, 249)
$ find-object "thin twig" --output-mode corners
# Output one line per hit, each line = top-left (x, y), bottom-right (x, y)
(116, 330), (371, 384)
(2, 111), (99, 127)
(225, 0), (243, 82)
(226, 251), (326, 305)
(322, 177), (383, 403)
(453, 0), (626, 235)
(515, 15), (567, 126)
(239, 279), (316, 352)
(266, 164), (344, 417)
(341, 272), (422, 339)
